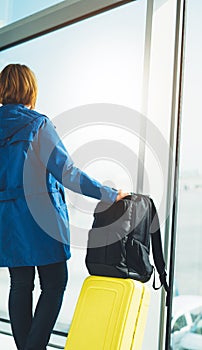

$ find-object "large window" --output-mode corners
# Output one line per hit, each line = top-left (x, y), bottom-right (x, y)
(0, 1), (149, 348)
(0, 0), (188, 349)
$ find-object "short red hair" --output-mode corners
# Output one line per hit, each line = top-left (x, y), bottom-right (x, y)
(0, 64), (38, 109)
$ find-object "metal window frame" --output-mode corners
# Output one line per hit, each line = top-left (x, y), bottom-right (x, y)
(0, 0), (136, 51)
(164, 0), (187, 349)
(136, 0), (154, 193)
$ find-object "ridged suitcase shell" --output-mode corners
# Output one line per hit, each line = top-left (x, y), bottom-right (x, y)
(65, 276), (150, 350)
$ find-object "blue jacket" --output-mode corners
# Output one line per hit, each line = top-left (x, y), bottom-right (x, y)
(0, 104), (118, 267)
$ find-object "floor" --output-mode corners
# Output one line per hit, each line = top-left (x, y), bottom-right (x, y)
(0, 333), (60, 349)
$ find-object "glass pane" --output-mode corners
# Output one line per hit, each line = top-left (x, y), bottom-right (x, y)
(171, 1), (202, 349)
(0, 0), (66, 28)
(0, 1), (147, 347)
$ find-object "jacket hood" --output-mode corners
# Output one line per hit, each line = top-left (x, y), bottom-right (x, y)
(0, 104), (43, 141)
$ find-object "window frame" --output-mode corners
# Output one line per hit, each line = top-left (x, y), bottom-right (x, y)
(0, 0), (136, 51)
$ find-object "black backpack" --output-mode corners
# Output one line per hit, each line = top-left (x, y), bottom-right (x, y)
(85, 193), (169, 297)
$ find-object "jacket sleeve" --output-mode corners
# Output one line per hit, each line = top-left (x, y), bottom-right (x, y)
(36, 118), (118, 204)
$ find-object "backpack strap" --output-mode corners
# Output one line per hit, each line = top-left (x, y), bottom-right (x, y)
(152, 268), (163, 290)
(149, 199), (170, 297)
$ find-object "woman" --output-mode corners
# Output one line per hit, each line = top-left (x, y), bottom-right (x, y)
(0, 64), (128, 350)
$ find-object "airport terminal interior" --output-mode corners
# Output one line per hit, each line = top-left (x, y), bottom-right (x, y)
(0, 0), (202, 349)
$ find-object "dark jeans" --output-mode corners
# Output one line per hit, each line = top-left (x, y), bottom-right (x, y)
(8, 261), (68, 350)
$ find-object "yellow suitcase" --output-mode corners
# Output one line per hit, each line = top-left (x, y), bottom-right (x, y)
(65, 276), (150, 350)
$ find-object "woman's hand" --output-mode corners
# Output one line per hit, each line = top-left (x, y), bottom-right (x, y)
(116, 189), (130, 201)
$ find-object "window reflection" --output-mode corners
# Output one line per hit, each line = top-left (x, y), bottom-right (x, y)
(171, 1), (202, 349)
